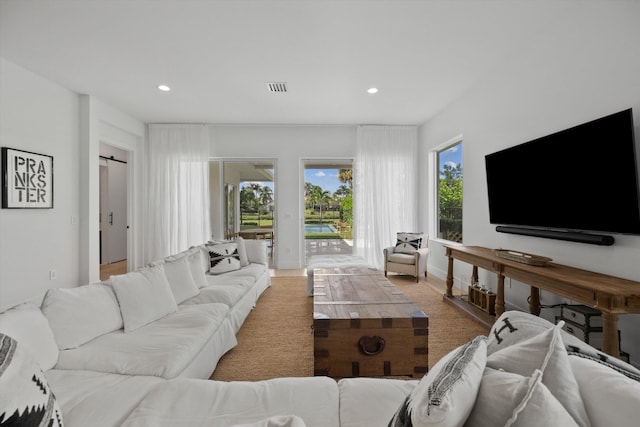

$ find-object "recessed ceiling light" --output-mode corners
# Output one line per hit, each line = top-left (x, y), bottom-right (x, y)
(158, 84), (171, 92)
(367, 87), (379, 94)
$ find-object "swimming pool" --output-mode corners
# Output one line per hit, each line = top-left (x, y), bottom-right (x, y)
(304, 224), (337, 233)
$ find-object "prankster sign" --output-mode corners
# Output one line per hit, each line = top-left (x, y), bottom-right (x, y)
(2, 147), (54, 209)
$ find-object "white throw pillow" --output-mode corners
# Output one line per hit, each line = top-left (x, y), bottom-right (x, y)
(0, 303), (59, 371)
(486, 323), (591, 427)
(185, 247), (209, 288)
(41, 284), (123, 349)
(486, 310), (555, 355)
(570, 355), (640, 427)
(161, 256), (200, 304)
(110, 264), (178, 332)
(244, 239), (268, 265)
(0, 333), (64, 426)
(465, 368), (578, 427)
(236, 236), (250, 267)
(394, 232), (425, 254)
(388, 336), (486, 427)
(207, 241), (241, 274)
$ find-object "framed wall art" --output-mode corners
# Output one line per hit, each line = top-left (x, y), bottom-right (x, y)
(1, 147), (54, 209)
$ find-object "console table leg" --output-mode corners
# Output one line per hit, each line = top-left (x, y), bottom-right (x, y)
(446, 254), (454, 298)
(529, 287), (541, 316)
(495, 274), (505, 317)
(602, 312), (620, 358)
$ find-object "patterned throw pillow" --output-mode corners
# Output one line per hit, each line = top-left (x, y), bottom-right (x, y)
(394, 232), (424, 254)
(208, 242), (241, 275)
(388, 336), (486, 427)
(0, 333), (64, 426)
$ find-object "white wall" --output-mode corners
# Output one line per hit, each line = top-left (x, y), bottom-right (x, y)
(418, 2), (640, 365)
(0, 58), (80, 309)
(209, 125), (356, 268)
(0, 58), (145, 310)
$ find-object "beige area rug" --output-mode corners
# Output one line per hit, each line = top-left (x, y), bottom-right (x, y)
(211, 274), (489, 382)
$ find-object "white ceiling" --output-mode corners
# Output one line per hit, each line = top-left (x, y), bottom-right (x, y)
(0, 0), (577, 125)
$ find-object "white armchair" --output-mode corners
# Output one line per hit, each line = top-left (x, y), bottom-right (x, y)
(383, 233), (429, 283)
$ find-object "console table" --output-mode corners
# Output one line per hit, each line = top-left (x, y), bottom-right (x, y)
(445, 245), (640, 357)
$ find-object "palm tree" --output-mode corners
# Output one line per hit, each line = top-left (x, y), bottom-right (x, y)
(304, 182), (316, 210)
(338, 168), (353, 188)
(311, 186), (331, 224)
(258, 185), (273, 226)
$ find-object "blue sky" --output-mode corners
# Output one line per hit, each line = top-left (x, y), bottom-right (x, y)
(240, 168), (343, 194)
(305, 169), (342, 193)
(439, 144), (463, 172)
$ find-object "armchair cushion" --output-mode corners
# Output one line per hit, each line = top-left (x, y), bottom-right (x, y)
(387, 252), (417, 265)
(394, 232), (425, 254)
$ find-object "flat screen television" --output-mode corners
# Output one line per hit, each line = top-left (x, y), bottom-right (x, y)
(485, 108), (640, 245)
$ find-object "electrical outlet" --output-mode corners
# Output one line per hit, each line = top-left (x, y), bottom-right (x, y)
(49, 270), (57, 280)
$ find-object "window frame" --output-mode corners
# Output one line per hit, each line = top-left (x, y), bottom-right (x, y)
(429, 134), (463, 244)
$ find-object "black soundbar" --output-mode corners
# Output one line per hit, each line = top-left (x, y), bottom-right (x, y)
(495, 226), (615, 246)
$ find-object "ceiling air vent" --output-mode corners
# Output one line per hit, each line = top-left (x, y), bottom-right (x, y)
(266, 82), (288, 93)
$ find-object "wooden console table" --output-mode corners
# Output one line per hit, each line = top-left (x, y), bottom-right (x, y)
(445, 245), (640, 357)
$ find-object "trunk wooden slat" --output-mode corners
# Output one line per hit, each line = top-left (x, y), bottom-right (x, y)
(313, 268), (428, 377)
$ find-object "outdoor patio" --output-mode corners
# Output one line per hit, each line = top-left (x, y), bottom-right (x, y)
(306, 238), (353, 257)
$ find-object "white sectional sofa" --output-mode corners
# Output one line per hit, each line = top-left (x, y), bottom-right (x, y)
(2, 242), (640, 427)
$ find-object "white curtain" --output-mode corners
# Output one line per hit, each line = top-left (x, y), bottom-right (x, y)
(353, 125), (418, 269)
(146, 124), (211, 263)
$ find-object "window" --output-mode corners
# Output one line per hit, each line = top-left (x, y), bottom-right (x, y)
(436, 139), (463, 243)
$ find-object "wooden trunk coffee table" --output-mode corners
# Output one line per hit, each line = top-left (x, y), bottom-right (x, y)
(313, 267), (428, 377)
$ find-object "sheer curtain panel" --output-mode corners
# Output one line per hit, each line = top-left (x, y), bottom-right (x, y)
(353, 125), (418, 269)
(146, 124), (211, 263)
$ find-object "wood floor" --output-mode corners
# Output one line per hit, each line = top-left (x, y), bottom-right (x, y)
(100, 260), (127, 281)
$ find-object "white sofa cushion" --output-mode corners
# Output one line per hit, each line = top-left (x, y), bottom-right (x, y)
(160, 256), (200, 304)
(339, 378), (418, 427)
(110, 264), (178, 333)
(388, 336), (486, 427)
(0, 333), (64, 427)
(466, 368), (578, 427)
(120, 376), (340, 427)
(570, 355), (640, 427)
(486, 322), (591, 427)
(182, 277), (253, 307)
(0, 302), (59, 371)
(54, 303), (230, 378)
(41, 283), (123, 349)
(46, 369), (164, 427)
(218, 263), (268, 282)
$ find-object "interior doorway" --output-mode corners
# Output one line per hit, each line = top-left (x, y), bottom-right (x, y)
(99, 144), (128, 269)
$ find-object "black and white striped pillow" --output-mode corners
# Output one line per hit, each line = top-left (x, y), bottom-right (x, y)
(388, 336), (486, 427)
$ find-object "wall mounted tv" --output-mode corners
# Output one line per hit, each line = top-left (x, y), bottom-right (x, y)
(485, 108), (640, 246)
